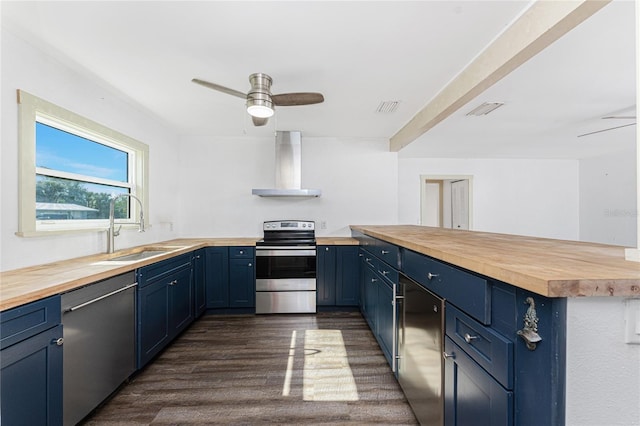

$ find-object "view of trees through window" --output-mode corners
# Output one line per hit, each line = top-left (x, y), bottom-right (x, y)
(35, 121), (132, 222)
(36, 176), (129, 220)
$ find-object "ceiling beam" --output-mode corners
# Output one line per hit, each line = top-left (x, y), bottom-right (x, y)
(389, 0), (612, 152)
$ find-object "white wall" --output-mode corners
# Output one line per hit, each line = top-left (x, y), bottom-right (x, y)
(579, 148), (637, 247)
(398, 158), (580, 240)
(1, 27), (181, 271)
(566, 297), (640, 426)
(176, 135), (398, 237)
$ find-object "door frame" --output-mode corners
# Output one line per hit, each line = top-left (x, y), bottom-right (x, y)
(420, 174), (474, 229)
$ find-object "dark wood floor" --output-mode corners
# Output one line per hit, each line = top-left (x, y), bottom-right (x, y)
(84, 312), (418, 425)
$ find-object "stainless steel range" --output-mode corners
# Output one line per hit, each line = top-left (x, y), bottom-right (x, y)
(255, 220), (316, 314)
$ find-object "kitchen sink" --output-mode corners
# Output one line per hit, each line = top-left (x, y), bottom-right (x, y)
(108, 250), (168, 261)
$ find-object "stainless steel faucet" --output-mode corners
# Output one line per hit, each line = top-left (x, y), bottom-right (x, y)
(107, 193), (145, 253)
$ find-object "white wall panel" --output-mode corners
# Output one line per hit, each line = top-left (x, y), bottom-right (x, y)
(579, 148), (637, 247)
(176, 136), (398, 237)
(1, 28), (180, 271)
(398, 158), (580, 240)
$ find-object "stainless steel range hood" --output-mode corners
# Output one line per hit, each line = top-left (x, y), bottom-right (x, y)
(252, 131), (321, 197)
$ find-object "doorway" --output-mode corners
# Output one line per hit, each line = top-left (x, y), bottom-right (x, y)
(420, 175), (473, 229)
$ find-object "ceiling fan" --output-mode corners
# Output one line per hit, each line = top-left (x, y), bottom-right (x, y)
(578, 106), (636, 138)
(192, 73), (324, 126)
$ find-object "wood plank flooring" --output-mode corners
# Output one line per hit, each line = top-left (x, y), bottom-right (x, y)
(84, 312), (418, 425)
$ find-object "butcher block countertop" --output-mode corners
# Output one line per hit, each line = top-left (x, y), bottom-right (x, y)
(351, 225), (640, 298)
(0, 238), (258, 312)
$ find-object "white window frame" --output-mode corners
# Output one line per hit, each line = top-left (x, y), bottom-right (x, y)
(17, 90), (149, 236)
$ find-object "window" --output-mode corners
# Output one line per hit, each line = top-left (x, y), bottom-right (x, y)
(17, 90), (149, 235)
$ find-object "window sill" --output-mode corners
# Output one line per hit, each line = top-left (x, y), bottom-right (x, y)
(16, 223), (150, 238)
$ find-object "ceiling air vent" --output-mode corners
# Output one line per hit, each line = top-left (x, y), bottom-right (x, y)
(376, 101), (400, 113)
(466, 101), (504, 116)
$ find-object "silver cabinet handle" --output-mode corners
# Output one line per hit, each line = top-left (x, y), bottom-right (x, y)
(168, 280), (178, 286)
(464, 333), (479, 344)
(52, 337), (64, 346)
(371, 278), (378, 283)
(325, 247), (329, 251)
(195, 255), (201, 259)
(248, 263), (253, 267)
(239, 250), (244, 254)
(65, 283), (137, 312)
(427, 272), (439, 280)
(381, 250), (389, 254)
(443, 352), (456, 359)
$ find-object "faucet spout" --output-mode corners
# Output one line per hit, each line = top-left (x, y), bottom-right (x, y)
(107, 193), (145, 254)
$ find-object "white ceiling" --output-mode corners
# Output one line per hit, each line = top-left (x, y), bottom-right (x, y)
(1, 1), (636, 159)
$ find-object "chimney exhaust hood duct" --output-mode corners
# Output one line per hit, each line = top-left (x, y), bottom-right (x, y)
(252, 131), (321, 197)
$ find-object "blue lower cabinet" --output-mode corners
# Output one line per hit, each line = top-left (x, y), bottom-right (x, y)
(335, 246), (359, 306)
(0, 296), (63, 426)
(229, 257), (255, 308)
(192, 249), (206, 317)
(137, 259), (194, 368)
(317, 245), (337, 306)
(205, 247), (230, 308)
(376, 280), (394, 363)
(444, 337), (513, 426)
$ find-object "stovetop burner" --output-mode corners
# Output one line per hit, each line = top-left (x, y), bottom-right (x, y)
(259, 220), (316, 247)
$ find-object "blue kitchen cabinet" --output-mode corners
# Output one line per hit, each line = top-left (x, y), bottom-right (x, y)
(229, 248), (255, 308)
(444, 336), (513, 426)
(207, 246), (255, 311)
(317, 245), (336, 305)
(137, 253), (194, 368)
(318, 245), (360, 307)
(192, 249), (206, 317)
(335, 245), (360, 306)
(0, 296), (63, 425)
(376, 278), (394, 362)
(205, 247), (230, 308)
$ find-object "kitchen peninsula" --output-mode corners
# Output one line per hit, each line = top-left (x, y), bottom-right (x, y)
(351, 225), (640, 426)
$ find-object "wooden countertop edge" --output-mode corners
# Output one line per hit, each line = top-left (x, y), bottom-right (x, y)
(350, 225), (640, 298)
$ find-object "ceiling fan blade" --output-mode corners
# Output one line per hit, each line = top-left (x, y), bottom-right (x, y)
(577, 122), (636, 138)
(272, 92), (324, 106)
(252, 116), (269, 127)
(192, 78), (246, 99)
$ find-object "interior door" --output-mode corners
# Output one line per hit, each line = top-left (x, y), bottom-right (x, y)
(451, 180), (469, 230)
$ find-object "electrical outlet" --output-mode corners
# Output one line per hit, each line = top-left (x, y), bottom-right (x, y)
(624, 298), (640, 344)
(320, 221), (327, 229)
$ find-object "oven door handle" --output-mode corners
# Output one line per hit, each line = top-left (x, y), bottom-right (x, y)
(256, 249), (316, 256)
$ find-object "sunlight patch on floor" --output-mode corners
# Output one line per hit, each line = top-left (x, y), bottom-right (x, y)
(282, 330), (297, 397)
(302, 329), (359, 401)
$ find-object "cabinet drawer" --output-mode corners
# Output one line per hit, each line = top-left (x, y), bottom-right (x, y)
(137, 253), (192, 288)
(446, 304), (513, 389)
(0, 296), (61, 350)
(229, 246), (254, 259)
(358, 235), (400, 269)
(403, 249), (490, 324)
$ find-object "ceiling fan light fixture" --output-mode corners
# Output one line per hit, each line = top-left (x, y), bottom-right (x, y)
(247, 100), (274, 118)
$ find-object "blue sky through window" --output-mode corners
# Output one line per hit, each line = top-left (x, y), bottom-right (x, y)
(36, 122), (128, 182)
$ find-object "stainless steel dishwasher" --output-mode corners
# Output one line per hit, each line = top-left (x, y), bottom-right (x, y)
(61, 271), (137, 426)
(397, 273), (445, 426)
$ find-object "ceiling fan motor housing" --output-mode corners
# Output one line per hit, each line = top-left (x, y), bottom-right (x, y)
(247, 73), (274, 115)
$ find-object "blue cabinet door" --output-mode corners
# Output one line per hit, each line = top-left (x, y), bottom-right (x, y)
(377, 280), (394, 365)
(137, 278), (171, 367)
(336, 246), (359, 306)
(317, 245), (336, 305)
(363, 266), (378, 332)
(169, 265), (194, 336)
(444, 337), (513, 426)
(0, 324), (63, 426)
(193, 249), (206, 317)
(229, 258), (255, 308)
(205, 247), (229, 308)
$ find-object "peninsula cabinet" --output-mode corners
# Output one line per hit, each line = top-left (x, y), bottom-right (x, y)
(206, 246), (255, 311)
(0, 296), (63, 425)
(317, 245), (360, 307)
(137, 253), (194, 368)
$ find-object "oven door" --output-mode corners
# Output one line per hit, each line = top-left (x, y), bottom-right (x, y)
(255, 247), (316, 289)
